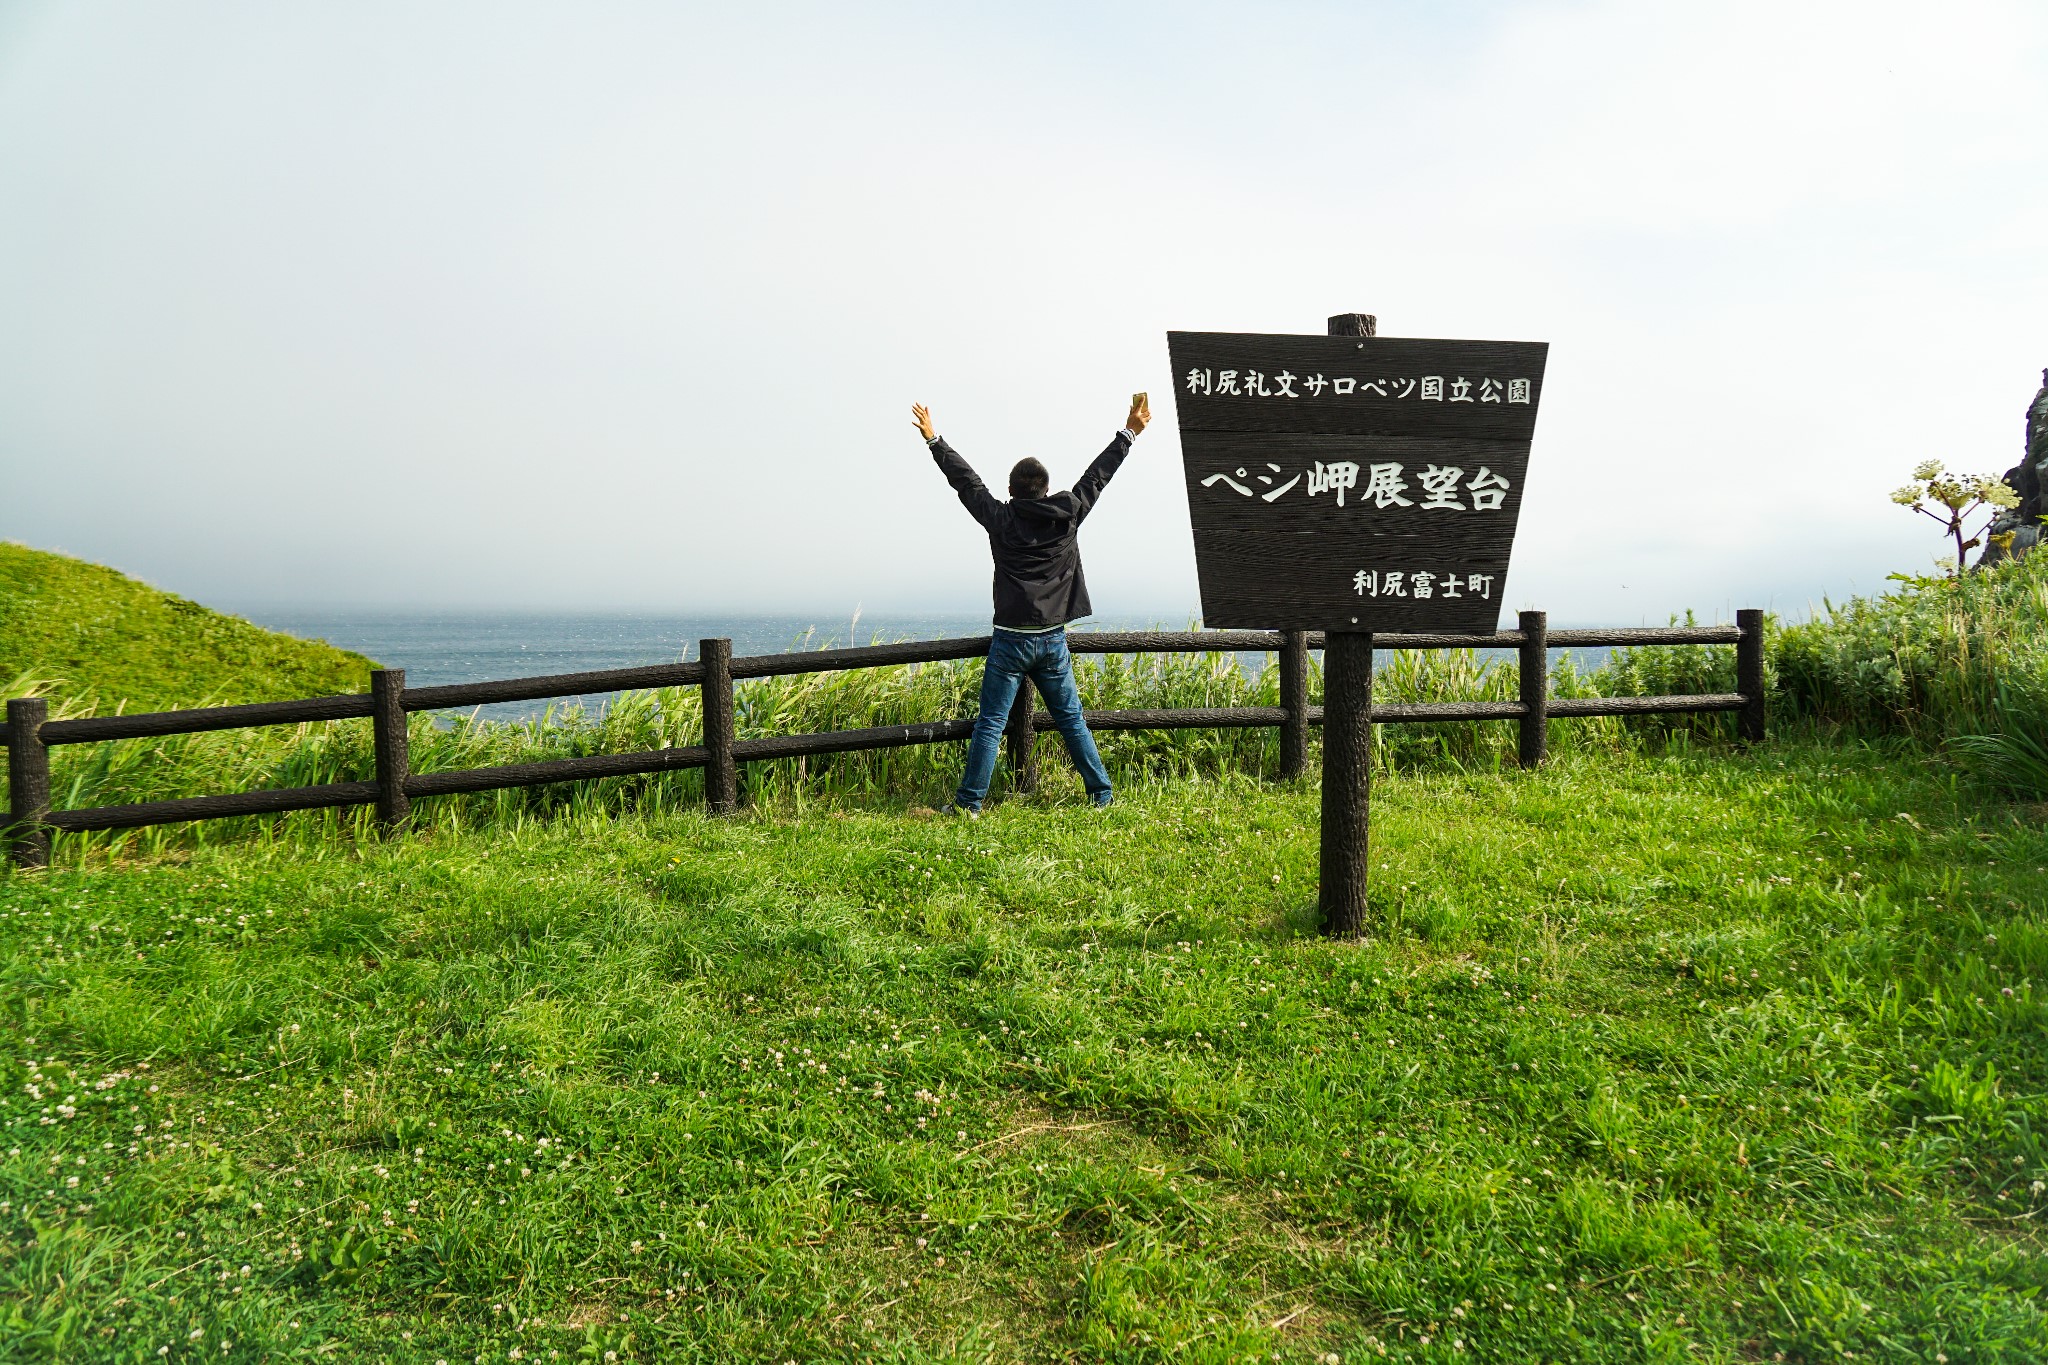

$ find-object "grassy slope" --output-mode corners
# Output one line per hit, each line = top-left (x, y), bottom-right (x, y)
(0, 543), (376, 711)
(2, 742), (2044, 1362)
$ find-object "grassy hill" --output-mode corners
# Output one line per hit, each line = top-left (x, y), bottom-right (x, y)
(0, 542), (377, 712)
(2, 546), (2045, 1358)
(1, 744), (2043, 1360)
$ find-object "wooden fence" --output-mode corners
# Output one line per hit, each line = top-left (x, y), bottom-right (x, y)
(3, 609), (1763, 868)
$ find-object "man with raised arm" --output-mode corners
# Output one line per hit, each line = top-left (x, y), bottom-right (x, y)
(913, 394), (1151, 814)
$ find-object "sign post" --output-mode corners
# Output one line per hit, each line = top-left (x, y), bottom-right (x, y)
(1167, 313), (1549, 936)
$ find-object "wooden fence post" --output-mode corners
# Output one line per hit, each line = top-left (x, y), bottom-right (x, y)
(1318, 632), (1373, 937)
(1007, 678), (1039, 795)
(1518, 609), (1548, 768)
(6, 697), (51, 870)
(701, 638), (738, 813)
(1316, 308), (1383, 936)
(1737, 608), (1766, 744)
(1279, 629), (1309, 779)
(369, 669), (410, 832)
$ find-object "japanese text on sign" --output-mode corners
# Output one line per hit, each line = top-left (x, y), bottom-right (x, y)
(1200, 461), (1511, 510)
(1351, 569), (1496, 601)
(1185, 369), (1531, 404)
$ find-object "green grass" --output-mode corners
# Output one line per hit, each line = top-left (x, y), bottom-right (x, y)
(0, 544), (377, 712)
(2, 739), (2043, 1362)
(5, 545), (2047, 1359)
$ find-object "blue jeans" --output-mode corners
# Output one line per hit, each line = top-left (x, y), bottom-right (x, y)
(955, 628), (1113, 809)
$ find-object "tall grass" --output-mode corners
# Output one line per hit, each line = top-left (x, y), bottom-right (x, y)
(22, 546), (2048, 858)
(5, 635), (1663, 861)
(1579, 552), (2048, 793)
(1773, 554), (2048, 737)
(1768, 553), (2048, 793)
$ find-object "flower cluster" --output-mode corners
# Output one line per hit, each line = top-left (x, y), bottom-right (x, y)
(1890, 458), (2024, 569)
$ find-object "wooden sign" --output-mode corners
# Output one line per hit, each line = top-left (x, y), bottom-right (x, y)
(1168, 331), (1550, 632)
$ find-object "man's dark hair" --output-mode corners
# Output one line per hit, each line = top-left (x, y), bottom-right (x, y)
(1008, 458), (1050, 500)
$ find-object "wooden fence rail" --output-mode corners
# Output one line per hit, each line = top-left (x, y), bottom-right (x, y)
(4, 611), (1764, 868)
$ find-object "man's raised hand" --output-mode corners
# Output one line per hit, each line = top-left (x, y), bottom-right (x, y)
(911, 403), (936, 442)
(1126, 392), (1151, 436)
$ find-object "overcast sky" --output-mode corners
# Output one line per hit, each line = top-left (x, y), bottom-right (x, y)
(3, 1), (2044, 625)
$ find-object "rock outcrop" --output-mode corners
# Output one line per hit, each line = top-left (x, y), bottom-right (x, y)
(1979, 368), (2048, 566)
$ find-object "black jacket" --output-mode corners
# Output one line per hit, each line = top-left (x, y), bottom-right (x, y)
(930, 431), (1131, 629)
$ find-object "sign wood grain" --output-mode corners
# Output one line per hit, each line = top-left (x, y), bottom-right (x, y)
(1168, 331), (1549, 631)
